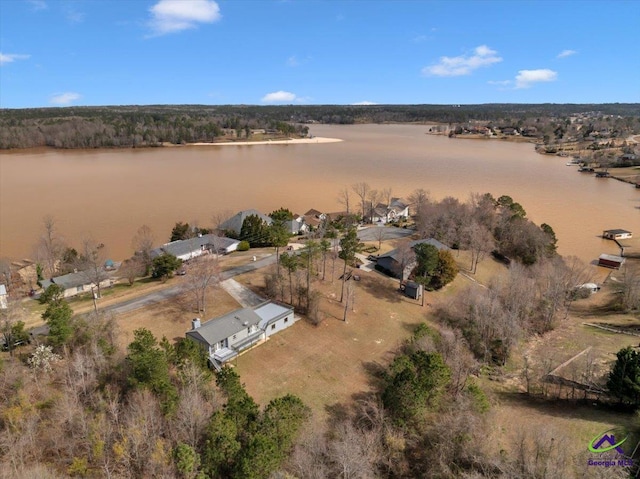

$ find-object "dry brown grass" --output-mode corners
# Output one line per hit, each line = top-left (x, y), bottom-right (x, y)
(115, 286), (241, 349)
(232, 257), (473, 418)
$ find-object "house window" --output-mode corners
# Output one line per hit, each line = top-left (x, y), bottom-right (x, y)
(271, 324), (276, 330)
(77, 285), (83, 292)
(284, 317), (289, 323)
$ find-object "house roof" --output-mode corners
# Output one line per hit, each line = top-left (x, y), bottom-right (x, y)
(389, 197), (408, 209)
(0, 285), (6, 295)
(599, 254), (625, 262)
(220, 209), (272, 234)
(150, 234), (239, 258)
(304, 208), (323, 217)
(41, 270), (101, 291)
(186, 308), (262, 347)
(378, 238), (449, 262)
(603, 229), (632, 235)
(254, 302), (293, 328)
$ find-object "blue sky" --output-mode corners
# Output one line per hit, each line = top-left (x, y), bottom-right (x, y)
(1, 0), (639, 108)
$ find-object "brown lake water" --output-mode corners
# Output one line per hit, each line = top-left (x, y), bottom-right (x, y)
(1, 124), (638, 269)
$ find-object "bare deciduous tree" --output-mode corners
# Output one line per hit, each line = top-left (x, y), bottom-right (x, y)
(615, 263), (640, 311)
(464, 221), (494, 274)
(36, 215), (66, 278)
(352, 182), (371, 223)
(131, 225), (155, 273)
(181, 255), (220, 313)
(337, 187), (351, 215)
(408, 188), (430, 219)
(78, 238), (109, 299)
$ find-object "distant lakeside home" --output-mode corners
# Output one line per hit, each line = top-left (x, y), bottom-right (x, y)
(40, 270), (115, 299)
(150, 234), (240, 261)
(185, 301), (296, 370)
(376, 238), (450, 281)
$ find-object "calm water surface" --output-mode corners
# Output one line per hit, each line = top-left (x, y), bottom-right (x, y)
(1, 124), (638, 268)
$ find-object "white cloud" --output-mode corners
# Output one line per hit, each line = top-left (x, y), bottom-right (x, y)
(423, 45), (502, 77)
(261, 91), (298, 103)
(287, 55), (311, 67)
(148, 0), (221, 36)
(515, 69), (557, 88)
(50, 92), (81, 105)
(487, 80), (512, 86)
(557, 49), (577, 59)
(352, 101), (377, 105)
(27, 0), (48, 11)
(0, 53), (30, 66)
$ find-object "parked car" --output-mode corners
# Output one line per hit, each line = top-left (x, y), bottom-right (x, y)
(176, 269), (187, 276)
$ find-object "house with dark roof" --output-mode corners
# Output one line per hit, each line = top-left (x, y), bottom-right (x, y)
(186, 301), (295, 369)
(40, 270), (114, 299)
(377, 238), (449, 280)
(150, 234), (240, 261)
(220, 209), (272, 235)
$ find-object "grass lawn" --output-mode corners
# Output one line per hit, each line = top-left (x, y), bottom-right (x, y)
(114, 286), (241, 349)
(233, 250), (480, 418)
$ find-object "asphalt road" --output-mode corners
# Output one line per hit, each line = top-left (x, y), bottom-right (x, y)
(29, 253), (280, 336)
(106, 253), (278, 315)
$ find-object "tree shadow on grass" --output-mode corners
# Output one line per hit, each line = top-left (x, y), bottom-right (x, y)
(494, 390), (636, 424)
(357, 275), (402, 304)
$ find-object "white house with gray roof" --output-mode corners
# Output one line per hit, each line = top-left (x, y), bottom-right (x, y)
(150, 234), (240, 261)
(186, 301), (295, 369)
(40, 271), (114, 299)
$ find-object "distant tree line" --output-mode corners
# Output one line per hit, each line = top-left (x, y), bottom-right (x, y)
(2, 103), (638, 149)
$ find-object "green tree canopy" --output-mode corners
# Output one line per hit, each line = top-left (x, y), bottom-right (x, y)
(607, 346), (640, 406)
(382, 350), (451, 426)
(43, 300), (73, 348)
(171, 222), (191, 242)
(151, 253), (182, 281)
(240, 215), (270, 247)
(127, 328), (178, 414)
(39, 283), (66, 305)
(269, 207), (294, 222)
(413, 243), (440, 282)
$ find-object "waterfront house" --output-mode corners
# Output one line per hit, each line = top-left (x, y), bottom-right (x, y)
(186, 301), (295, 369)
(220, 209), (273, 235)
(377, 238), (449, 280)
(602, 229), (633, 241)
(150, 234), (239, 261)
(40, 270), (114, 299)
(598, 254), (625, 269)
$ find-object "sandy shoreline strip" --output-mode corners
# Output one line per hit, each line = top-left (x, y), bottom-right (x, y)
(186, 137), (343, 147)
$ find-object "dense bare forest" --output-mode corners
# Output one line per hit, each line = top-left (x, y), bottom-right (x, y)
(1, 103), (638, 150)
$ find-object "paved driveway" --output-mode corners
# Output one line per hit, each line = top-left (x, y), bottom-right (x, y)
(357, 226), (414, 242)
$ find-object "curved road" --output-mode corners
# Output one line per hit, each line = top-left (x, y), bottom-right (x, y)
(30, 253), (279, 336)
